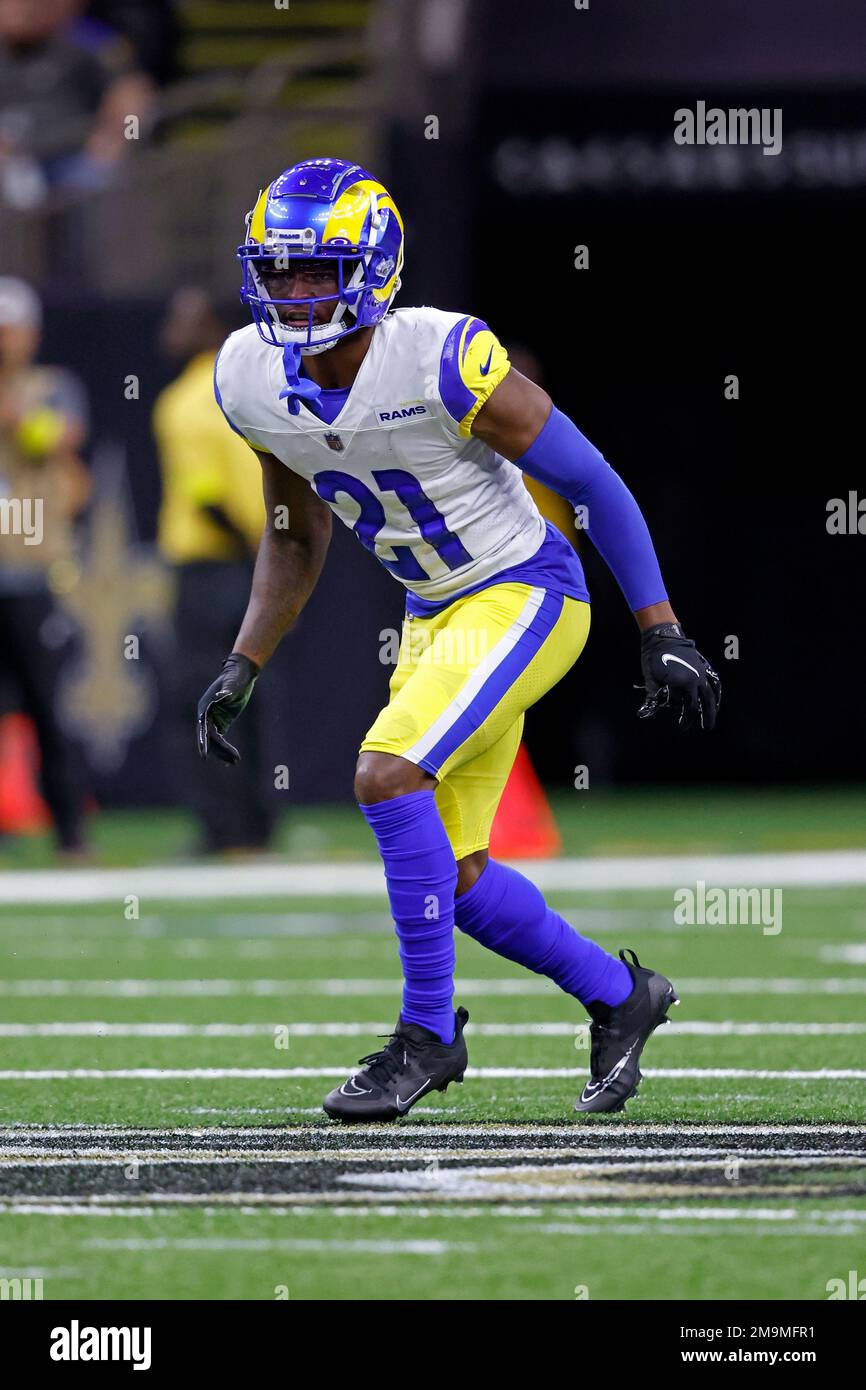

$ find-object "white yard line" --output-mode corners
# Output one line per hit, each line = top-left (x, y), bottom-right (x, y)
(1, 1153), (862, 1171)
(1, 977), (865, 997)
(820, 944), (866, 963)
(79, 1237), (471, 1254)
(538, 1207), (866, 1224)
(1, 1199), (863, 1231)
(0, 1019), (864, 1038)
(3, 1201), (543, 1217)
(0, 1209), (862, 1236)
(3, 848), (866, 904)
(0, 908), (681, 938)
(674, 979), (866, 995)
(0, 1066), (864, 1080)
(528, 1223), (865, 1237)
(0, 1145), (857, 1159)
(0, 1122), (861, 1138)
(4, 1198), (864, 1223)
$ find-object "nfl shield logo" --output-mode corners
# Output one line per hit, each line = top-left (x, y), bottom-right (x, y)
(324, 432), (344, 452)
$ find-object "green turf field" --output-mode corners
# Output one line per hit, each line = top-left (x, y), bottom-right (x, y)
(3, 786), (866, 869)
(0, 792), (865, 1300)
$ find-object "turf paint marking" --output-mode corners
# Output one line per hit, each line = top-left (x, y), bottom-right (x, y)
(335, 1165), (866, 1204)
(0, 1119), (862, 1215)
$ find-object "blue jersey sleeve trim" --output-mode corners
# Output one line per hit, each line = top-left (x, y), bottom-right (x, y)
(438, 315), (477, 426)
(516, 406), (668, 612)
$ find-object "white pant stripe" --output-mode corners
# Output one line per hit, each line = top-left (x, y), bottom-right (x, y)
(402, 585), (547, 767)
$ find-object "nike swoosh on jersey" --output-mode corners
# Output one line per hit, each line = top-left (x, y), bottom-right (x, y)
(479, 345), (494, 375)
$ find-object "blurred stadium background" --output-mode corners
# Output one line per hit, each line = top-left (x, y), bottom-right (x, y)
(1, 0), (865, 1306)
(2, 0), (865, 864)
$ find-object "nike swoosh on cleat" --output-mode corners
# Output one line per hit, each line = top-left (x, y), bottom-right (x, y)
(395, 1078), (432, 1112)
(580, 1042), (637, 1104)
(479, 345), (494, 375)
(660, 653), (700, 677)
(340, 1076), (372, 1097)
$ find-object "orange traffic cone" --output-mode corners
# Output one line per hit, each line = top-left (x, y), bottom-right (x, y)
(0, 713), (51, 833)
(489, 742), (562, 859)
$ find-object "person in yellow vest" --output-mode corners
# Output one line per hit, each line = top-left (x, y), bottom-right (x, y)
(0, 277), (91, 856)
(154, 287), (272, 854)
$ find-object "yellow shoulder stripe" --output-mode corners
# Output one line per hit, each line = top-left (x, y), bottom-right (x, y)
(457, 325), (511, 436)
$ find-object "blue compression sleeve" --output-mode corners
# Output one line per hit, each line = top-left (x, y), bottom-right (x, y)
(454, 859), (633, 1008)
(515, 406), (668, 611)
(360, 789), (457, 1044)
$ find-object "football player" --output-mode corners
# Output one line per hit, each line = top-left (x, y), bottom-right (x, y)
(198, 158), (721, 1122)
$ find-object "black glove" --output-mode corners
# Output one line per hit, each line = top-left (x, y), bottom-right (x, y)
(636, 622), (721, 731)
(196, 652), (260, 763)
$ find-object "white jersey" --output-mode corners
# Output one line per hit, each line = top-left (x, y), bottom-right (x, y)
(214, 307), (547, 605)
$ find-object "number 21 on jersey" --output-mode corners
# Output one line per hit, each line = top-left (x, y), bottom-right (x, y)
(313, 467), (472, 580)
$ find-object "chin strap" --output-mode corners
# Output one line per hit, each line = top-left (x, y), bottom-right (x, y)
(278, 341), (323, 415)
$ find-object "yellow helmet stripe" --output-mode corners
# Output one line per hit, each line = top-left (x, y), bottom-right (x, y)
(320, 179), (404, 303)
(322, 179), (401, 246)
(248, 184), (272, 245)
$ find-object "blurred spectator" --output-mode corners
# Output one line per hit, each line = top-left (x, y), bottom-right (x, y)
(154, 287), (275, 857)
(0, 276), (91, 854)
(69, 0), (178, 84)
(0, 0), (154, 209)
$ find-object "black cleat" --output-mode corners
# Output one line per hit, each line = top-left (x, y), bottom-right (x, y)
(323, 1007), (469, 1123)
(574, 949), (679, 1115)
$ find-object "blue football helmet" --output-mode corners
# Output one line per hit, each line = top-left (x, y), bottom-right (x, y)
(238, 157), (404, 355)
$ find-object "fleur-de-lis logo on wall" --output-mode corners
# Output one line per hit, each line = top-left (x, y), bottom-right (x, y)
(59, 445), (174, 773)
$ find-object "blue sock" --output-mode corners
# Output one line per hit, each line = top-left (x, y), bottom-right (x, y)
(360, 789), (456, 1044)
(454, 859), (633, 1008)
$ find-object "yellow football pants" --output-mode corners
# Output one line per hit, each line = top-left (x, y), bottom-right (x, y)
(360, 582), (591, 859)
